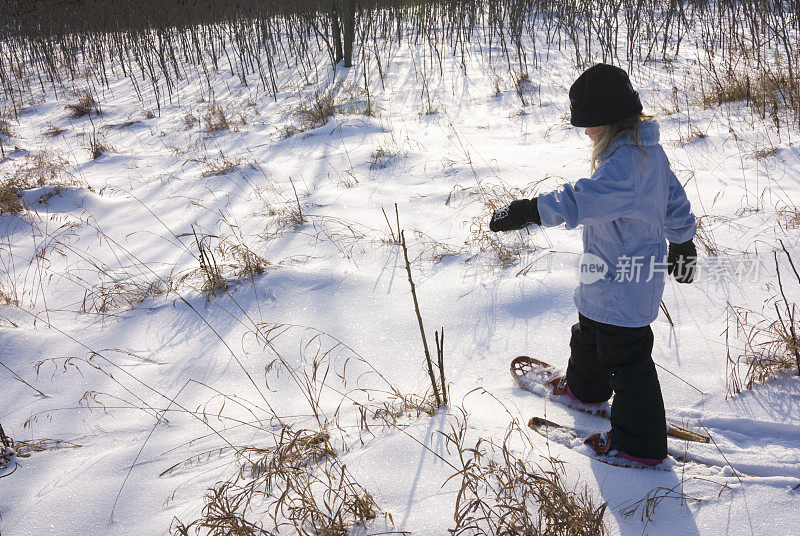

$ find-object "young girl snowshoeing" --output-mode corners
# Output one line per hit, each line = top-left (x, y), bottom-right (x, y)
(491, 63), (697, 466)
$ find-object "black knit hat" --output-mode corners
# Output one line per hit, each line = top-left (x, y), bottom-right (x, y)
(569, 64), (643, 127)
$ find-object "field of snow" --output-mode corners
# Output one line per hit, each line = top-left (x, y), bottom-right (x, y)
(2, 21), (800, 536)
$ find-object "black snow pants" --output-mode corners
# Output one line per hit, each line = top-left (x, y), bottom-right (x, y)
(565, 314), (667, 459)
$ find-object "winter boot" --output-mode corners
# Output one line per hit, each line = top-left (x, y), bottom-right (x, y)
(547, 374), (602, 406)
(584, 432), (664, 467)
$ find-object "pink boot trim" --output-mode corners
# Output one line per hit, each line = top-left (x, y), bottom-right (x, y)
(564, 384), (602, 407)
(616, 451), (664, 467)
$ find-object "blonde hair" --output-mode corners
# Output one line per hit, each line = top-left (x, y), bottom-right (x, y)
(590, 113), (655, 171)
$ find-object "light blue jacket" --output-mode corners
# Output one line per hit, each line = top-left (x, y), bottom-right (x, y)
(537, 120), (695, 327)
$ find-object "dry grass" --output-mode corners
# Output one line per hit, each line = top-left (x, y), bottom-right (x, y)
(462, 180), (544, 267)
(296, 91), (338, 130)
(725, 243), (800, 395)
(11, 150), (70, 188)
(202, 104), (231, 132)
(0, 182), (23, 214)
(83, 129), (112, 159)
(66, 91), (100, 118)
(693, 215), (720, 256)
(218, 240), (269, 279)
(680, 127), (707, 145)
(702, 70), (795, 124)
(81, 278), (172, 314)
(443, 415), (608, 535)
(193, 229), (227, 297)
(43, 124), (65, 137)
(200, 151), (246, 178)
(620, 484), (701, 527)
(277, 124), (301, 139)
(0, 118), (14, 139)
(182, 112), (197, 130)
(179, 229), (269, 298)
(170, 428), (385, 536)
(779, 206), (800, 230)
(0, 284), (18, 305)
(515, 71), (534, 105)
(2, 424), (81, 479)
(752, 146), (778, 160)
(369, 146), (394, 170)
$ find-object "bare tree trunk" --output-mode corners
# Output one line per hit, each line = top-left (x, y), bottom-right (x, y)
(329, 1), (343, 63)
(342, 0), (356, 67)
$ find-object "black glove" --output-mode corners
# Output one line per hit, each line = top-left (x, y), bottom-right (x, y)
(667, 239), (697, 284)
(490, 198), (541, 232)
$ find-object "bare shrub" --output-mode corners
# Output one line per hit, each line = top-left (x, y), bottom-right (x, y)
(83, 129), (112, 159)
(369, 146), (394, 170)
(202, 104), (230, 132)
(66, 91), (100, 118)
(296, 91), (338, 130)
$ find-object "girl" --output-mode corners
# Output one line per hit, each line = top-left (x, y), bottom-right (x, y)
(490, 63), (697, 465)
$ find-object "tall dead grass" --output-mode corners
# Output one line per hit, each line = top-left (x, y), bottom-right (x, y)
(171, 428), (385, 536)
(725, 241), (800, 395)
(443, 414), (607, 535)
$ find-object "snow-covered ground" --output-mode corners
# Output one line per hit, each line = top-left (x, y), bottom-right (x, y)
(2, 23), (800, 536)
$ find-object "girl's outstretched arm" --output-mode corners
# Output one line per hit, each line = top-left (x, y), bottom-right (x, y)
(537, 154), (636, 229)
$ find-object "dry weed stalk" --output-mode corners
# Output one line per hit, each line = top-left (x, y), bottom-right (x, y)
(400, 223), (446, 407)
(454, 173), (546, 267)
(619, 483), (701, 527)
(192, 228), (227, 297)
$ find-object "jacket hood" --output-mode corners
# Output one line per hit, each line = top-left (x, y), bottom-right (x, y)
(603, 120), (660, 159)
(632, 120), (660, 146)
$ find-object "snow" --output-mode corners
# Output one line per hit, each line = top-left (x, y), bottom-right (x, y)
(2, 20), (800, 536)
